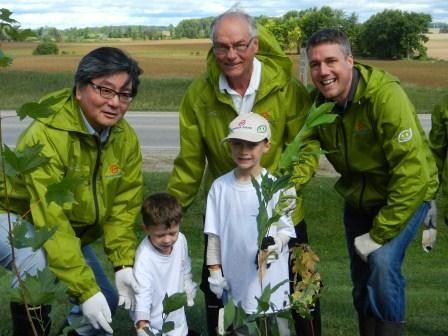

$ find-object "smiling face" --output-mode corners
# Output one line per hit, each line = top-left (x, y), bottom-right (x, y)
(147, 223), (180, 256)
(75, 71), (132, 132)
(212, 15), (258, 89)
(228, 139), (270, 179)
(308, 42), (354, 105)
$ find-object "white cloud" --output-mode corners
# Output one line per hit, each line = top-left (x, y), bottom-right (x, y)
(5, 0), (448, 29)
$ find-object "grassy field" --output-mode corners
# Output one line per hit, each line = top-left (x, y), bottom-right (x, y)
(0, 173), (447, 336)
(1, 35), (448, 112)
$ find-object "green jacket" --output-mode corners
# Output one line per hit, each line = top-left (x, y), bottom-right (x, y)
(167, 26), (315, 222)
(429, 94), (448, 196)
(305, 63), (438, 244)
(1, 89), (143, 302)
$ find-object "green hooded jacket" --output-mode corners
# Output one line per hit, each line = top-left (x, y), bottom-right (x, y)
(304, 63), (438, 244)
(167, 26), (315, 222)
(1, 88), (143, 302)
(429, 94), (448, 196)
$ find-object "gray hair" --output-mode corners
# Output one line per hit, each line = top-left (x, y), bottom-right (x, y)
(74, 47), (142, 97)
(210, 7), (257, 41)
(306, 28), (352, 58)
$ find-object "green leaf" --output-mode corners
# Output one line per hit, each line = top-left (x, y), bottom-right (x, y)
(10, 217), (56, 251)
(45, 177), (82, 206)
(16, 101), (55, 121)
(255, 283), (272, 312)
(162, 292), (186, 315)
(161, 321), (174, 333)
(2, 144), (49, 177)
(223, 300), (236, 331)
(9, 268), (67, 305)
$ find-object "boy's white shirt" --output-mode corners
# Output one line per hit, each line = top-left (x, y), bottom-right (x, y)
(132, 232), (191, 336)
(204, 168), (296, 314)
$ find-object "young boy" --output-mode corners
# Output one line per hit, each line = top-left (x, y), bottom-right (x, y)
(204, 113), (296, 333)
(132, 192), (197, 336)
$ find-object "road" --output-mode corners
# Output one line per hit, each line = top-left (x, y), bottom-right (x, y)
(0, 111), (432, 152)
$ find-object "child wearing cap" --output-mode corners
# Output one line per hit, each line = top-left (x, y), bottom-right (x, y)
(203, 112), (296, 333)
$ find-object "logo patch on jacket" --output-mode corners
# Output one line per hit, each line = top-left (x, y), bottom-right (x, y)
(398, 128), (413, 143)
(106, 164), (123, 178)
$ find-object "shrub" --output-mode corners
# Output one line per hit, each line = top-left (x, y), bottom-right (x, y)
(33, 41), (59, 55)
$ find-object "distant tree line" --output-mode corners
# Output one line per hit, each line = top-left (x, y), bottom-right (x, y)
(2, 6), (447, 60)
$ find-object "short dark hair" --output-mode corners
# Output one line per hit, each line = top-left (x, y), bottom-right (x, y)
(306, 28), (352, 58)
(141, 192), (182, 229)
(210, 7), (257, 41)
(74, 46), (142, 97)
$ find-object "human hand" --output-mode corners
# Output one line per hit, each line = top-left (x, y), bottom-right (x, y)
(354, 233), (382, 262)
(115, 267), (136, 309)
(136, 322), (159, 336)
(207, 268), (228, 299)
(184, 274), (198, 306)
(80, 292), (113, 334)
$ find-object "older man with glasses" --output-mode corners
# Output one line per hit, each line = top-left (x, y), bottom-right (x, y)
(167, 7), (320, 336)
(1, 46), (143, 335)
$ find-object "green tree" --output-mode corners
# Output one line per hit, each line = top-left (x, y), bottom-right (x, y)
(297, 6), (359, 45)
(360, 9), (431, 59)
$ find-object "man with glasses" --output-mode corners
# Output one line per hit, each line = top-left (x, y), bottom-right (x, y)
(1, 46), (143, 335)
(168, 7), (320, 335)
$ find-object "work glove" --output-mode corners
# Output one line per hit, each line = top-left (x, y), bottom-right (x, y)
(136, 322), (159, 336)
(354, 233), (382, 262)
(255, 236), (283, 269)
(80, 292), (113, 334)
(422, 200), (438, 252)
(115, 267), (136, 309)
(183, 273), (198, 306)
(208, 268), (229, 299)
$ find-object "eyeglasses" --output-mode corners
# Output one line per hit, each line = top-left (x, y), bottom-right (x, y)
(88, 81), (133, 103)
(213, 37), (255, 55)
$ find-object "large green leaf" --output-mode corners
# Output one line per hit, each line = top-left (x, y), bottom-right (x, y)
(16, 100), (56, 121)
(45, 177), (81, 206)
(9, 268), (67, 305)
(162, 292), (186, 314)
(2, 144), (49, 177)
(10, 217), (56, 251)
(223, 300), (236, 332)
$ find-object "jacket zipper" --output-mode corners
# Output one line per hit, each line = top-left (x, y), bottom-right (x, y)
(92, 136), (101, 226)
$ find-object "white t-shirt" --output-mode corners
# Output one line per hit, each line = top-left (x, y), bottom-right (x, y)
(132, 232), (191, 336)
(204, 169), (296, 313)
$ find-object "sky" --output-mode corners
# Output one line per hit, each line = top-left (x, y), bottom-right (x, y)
(3, 0), (448, 30)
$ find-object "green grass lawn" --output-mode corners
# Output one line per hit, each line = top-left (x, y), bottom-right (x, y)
(1, 173), (447, 335)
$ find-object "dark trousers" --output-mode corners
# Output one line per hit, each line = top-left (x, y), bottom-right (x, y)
(201, 220), (321, 336)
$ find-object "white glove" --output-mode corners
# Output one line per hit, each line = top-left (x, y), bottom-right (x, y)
(422, 228), (437, 253)
(266, 236), (283, 265)
(354, 233), (382, 262)
(183, 274), (198, 306)
(423, 200), (437, 229)
(80, 292), (113, 334)
(115, 267), (136, 309)
(208, 268), (229, 299)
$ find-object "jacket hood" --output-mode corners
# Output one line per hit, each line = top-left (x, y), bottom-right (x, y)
(205, 24), (292, 87)
(354, 62), (400, 102)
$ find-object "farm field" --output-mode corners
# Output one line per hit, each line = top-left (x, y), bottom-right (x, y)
(2, 34), (448, 86)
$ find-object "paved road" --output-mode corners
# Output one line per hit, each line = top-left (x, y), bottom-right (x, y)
(0, 111), (432, 151)
(0, 111), (180, 151)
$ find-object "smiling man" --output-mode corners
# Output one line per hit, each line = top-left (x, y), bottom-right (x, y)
(1, 47), (143, 336)
(296, 28), (439, 336)
(167, 7), (319, 336)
